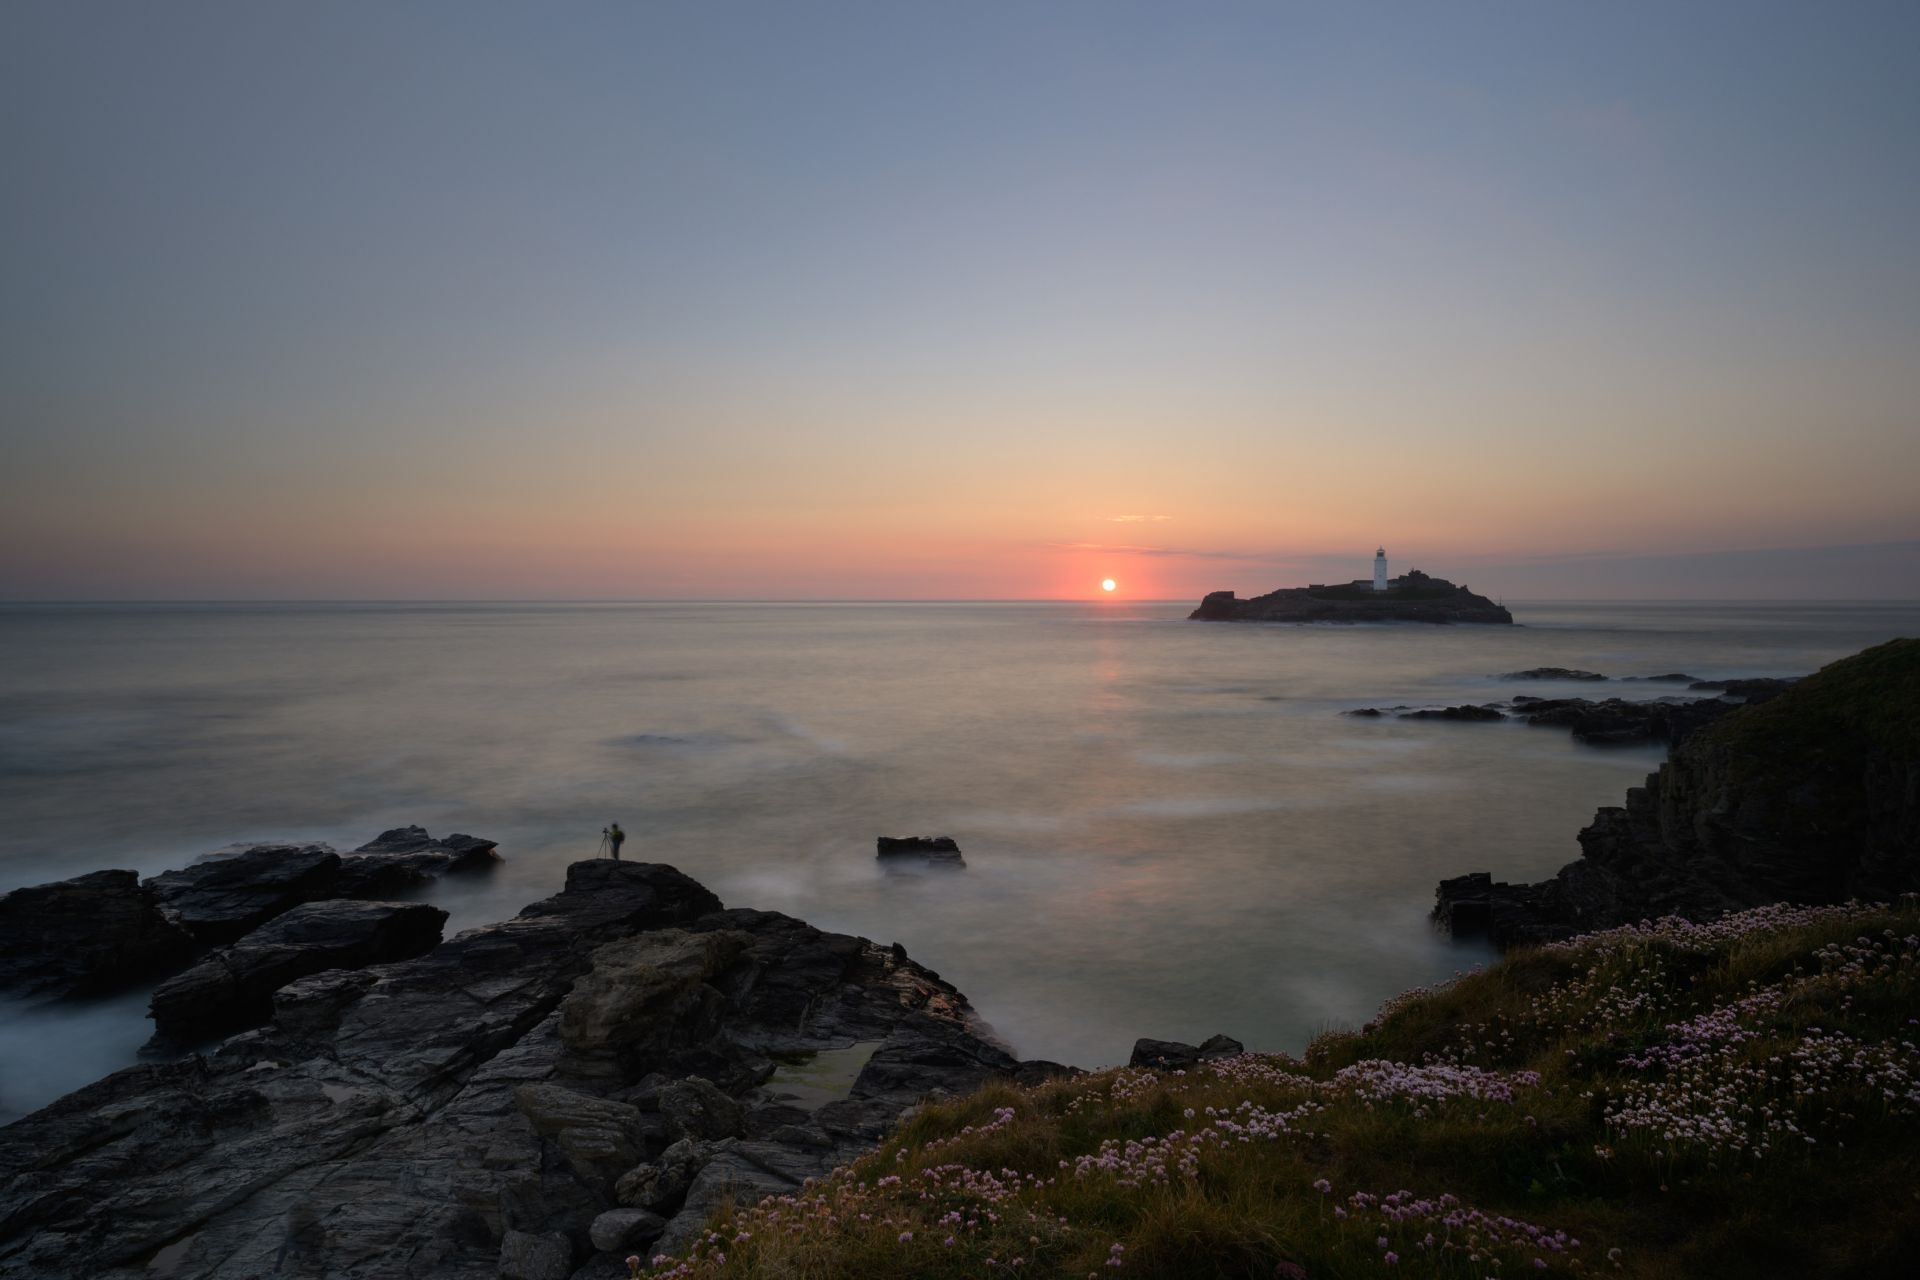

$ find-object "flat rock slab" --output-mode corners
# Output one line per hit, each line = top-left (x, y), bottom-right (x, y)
(145, 844), (343, 944)
(149, 899), (449, 1043)
(0, 869), (194, 999)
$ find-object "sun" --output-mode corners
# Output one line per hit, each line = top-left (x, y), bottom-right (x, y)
(1101, 578), (1117, 593)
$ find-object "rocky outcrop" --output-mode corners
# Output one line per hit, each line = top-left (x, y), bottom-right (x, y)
(1437, 638), (1920, 946)
(1508, 694), (1739, 748)
(876, 836), (965, 867)
(1191, 570), (1513, 625)
(144, 843), (343, 944)
(0, 860), (1039, 1279)
(148, 899), (448, 1043)
(1401, 704), (1505, 722)
(0, 870), (194, 999)
(1128, 1034), (1244, 1069)
(1501, 667), (1607, 681)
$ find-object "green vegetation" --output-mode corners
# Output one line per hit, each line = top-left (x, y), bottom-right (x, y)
(1702, 637), (1920, 766)
(652, 901), (1920, 1279)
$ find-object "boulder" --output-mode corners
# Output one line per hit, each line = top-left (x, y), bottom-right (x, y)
(588, 1208), (665, 1253)
(615, 1137), (707, 1211)
(148, 899), (447, 1043)
(1127, 1033), (1244, 1069)
(656, 1076), (745, 1143)
(499, 1229), (573, 1280)
(144, 844), (342, 944)
(0, 869), (195, 999)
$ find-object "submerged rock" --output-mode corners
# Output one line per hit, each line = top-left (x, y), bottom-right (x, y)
(0, 870), (195, 999)
(1399, 704), (1505, 722)
(148, 899), (448, 1043)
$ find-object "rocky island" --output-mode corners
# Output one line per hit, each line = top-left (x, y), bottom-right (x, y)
(1191, 568), (1513, 625)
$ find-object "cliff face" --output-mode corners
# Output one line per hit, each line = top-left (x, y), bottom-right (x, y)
(1191, 570), (1513, 624)
(1437, 638), (1920, 945)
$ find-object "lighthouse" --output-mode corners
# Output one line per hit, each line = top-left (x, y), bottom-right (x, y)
(1373, 547), (1388, 591)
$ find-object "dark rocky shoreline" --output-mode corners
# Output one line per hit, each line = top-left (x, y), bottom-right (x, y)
(3, 640), (1914, 1276)
(0, 858), (1078, 1279)
(1434, 638), (1920, 946)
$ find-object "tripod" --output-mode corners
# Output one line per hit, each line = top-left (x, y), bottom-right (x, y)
(596, 831), (612, 858)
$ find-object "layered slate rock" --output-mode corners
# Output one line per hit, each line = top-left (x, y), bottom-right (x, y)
(148, 899), (448, 1043)
(144, 843), (343, 944)
(1436, 639), (1920, 946)
(0, 870), (195, 999)
(1191, 569), (1512, 625)
(0, 860), (1043, 1279)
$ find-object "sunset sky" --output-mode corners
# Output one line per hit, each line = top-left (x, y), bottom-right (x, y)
(4, 2), (1917, 600)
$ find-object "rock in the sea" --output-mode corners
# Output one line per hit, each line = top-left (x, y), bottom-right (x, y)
(1437, 639), (1920, 947)
(1686, 676), (1799, 702)
(335, 826), (501, 895)
(875, 835), (965, 867)
(1399, 704), (1505, 722)
(148, 899), (448, 1043)
(1500, 667), (1608, 681)
(144, 843), (342, 944)
(0, 869), (195, 999)
(0, 859), (1030, 1279)
(1622, 673), (1698, 683)
(1127, 1034), (1244, 1069)
(1509, 695), (1737, 748)
(1191, 569), (1512, 625)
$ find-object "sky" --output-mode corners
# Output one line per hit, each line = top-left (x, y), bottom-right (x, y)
(2, 1), (1917, 601)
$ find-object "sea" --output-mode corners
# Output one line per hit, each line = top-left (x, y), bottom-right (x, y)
(2, 599), (1915, 1121)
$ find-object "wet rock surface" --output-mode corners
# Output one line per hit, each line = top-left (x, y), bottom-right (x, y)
(148, 899), (448, 1044)
(0, 870), (194, 999)
(1437, 639), (1920, 947)
(145, 843), (344, 944)
(0, 860), (1035, 1279)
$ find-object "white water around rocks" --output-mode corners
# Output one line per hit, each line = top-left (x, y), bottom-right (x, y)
(3, 598), (1915, 1119)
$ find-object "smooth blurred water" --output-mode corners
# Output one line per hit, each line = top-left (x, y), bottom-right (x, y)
(2, 598), (1915, 1118)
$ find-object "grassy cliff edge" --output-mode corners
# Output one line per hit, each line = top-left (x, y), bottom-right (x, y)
(654, 901), (1920, 1279)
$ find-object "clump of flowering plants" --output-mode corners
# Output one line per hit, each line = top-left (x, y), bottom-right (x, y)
(647, 899), (1920, 1278)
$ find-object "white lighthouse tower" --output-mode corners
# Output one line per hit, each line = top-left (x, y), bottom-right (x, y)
(1373, 547), (1388, 592)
